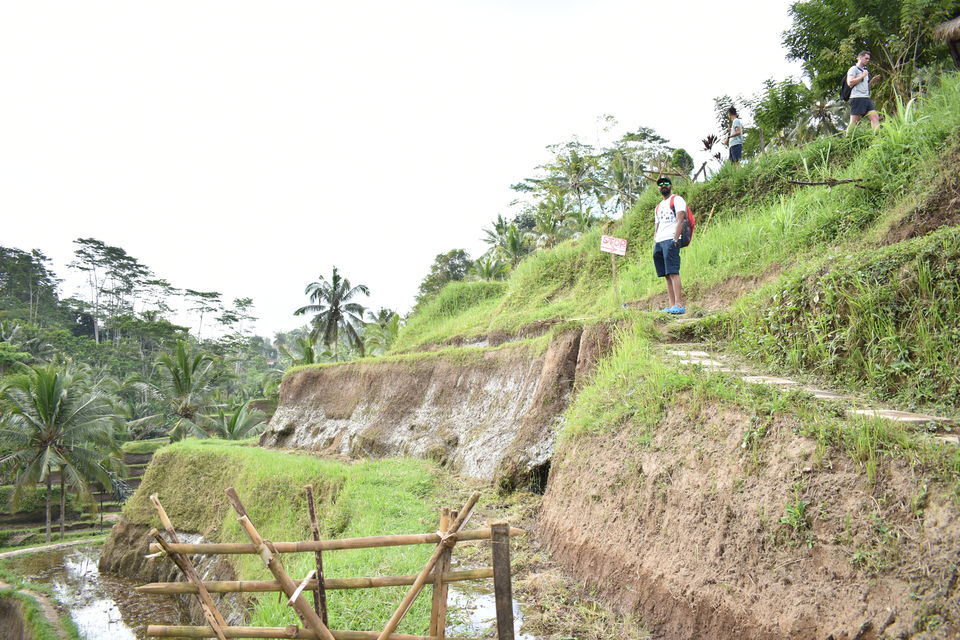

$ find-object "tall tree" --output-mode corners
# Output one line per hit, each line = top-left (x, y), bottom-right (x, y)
(0, 364), (116, 542)
(0, 247), (61, 325)
(414, 250), (472, 306)
(69, 238), (152, 343)
(783, 0), (960, 104)
(293, 267), (369, 360)
(183, 290), (222, 340)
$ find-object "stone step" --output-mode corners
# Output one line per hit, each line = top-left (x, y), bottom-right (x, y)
(662, 345), (957, 441)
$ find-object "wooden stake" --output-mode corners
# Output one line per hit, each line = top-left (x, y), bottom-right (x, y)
(136, 568), (495, 595)
(147, 527), (525, 556)
(610, 253), (620, 306)
(377, 493), (481, 640)
(225, 488), (337, 640)
(304, 484), (329, 625)
(149, 494), (228, 640)
(429, 508), (452, 639)
(491, 522), (515, 640)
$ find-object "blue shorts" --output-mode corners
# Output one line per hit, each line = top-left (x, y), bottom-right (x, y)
(729, 144), (743, 162)
(851, 97), (876, 116)
(653, 239), (680, 277)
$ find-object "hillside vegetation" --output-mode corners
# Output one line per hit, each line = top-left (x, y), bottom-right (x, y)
(391, 73), (960, 418)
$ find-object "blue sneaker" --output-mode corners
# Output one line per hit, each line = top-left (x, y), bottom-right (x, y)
(670, 306), (686, 315)
(660, 306), (673, 313)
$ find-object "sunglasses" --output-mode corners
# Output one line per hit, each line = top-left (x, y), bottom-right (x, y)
(657, 182), (671, 186)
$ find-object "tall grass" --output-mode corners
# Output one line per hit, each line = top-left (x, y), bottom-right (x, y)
(720, 226), (960, 413)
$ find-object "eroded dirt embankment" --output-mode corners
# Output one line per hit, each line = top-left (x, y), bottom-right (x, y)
(99, 520), (244, 627)
(539, 396), (960, 640)
(260, 325), (614, 487)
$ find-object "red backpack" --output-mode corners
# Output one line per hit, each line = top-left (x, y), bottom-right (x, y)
(665, 195), (696, 247)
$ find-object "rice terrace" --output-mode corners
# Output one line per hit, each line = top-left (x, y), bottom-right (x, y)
(4, 1), (960, 639)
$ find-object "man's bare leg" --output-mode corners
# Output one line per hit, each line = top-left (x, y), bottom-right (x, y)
(868, 111), (880, 129)
(847, 114), (862, 133)
(666, 274), (683, 309)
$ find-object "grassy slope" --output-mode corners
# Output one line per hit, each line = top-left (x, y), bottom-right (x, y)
(394, 74), (960, 358)
(125, 440), (442, 633)
(393, 74), (960, 415)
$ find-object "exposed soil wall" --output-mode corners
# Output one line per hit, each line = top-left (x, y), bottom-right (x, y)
(99, 520), (245, 626)
(260, 327), (615, 486)
(540, 397), (960, 639)
(0, 597), (31, 640)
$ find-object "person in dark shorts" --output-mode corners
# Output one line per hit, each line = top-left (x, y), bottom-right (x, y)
(725, 106), (744, 163)
(652, 176), (686, 314)
(847, 51), (880, 130)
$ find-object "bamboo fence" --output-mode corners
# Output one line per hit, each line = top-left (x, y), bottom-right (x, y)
(140, 488), (523, 640)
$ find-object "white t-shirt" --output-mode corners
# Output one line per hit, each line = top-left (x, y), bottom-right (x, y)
(847, 65), (870, 98)
(729, 118), (744, 146)
(654, 195), (687, 244)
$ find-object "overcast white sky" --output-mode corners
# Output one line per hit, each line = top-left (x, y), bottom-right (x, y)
(2, 1), (803, 337)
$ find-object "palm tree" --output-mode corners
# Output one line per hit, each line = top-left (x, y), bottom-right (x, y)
(363, 313), (401, 356)
(134, 341), (221, 441)
(500, 225), (532, 267)
(279, 335), (333, 366)
(208, 402), (267, 440)
(366, 307), (396, 329)
(0, 364), (117, 542)
(293, 267), (369, 360)
(482, 214), (511, 252)
(471, 255), (508, 281)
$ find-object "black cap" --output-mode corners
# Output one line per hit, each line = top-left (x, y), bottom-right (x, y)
(657, 176), (671, 186)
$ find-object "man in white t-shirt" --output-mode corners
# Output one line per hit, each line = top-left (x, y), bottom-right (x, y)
(724, 106), (744, 163)
(847, 50), (880, 130)
(653, 176), (686, 314)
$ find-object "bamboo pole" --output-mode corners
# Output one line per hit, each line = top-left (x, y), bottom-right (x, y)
(377, 493), (481, 640)
(304, 484), (329, 625)
(136, 568), (496, 595)
(149, 494), (228, 640)
(146, 625), (483, 639)
(226, 488), (336, 640)
(147, 527), (525, 556)
(428, 508), (452, 638)
(491, 522), (515, 640)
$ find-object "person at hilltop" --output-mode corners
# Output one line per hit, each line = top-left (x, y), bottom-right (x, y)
(724, 106), (744, 163)
(847, 50), (880, 130)
(653, 176), (687, 315)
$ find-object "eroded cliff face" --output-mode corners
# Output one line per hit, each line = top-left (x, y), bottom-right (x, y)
(539, 395), (960, 640)
(260, 325), (614, 486)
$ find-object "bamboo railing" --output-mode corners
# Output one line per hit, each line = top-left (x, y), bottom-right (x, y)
(141, 488), (522, 640)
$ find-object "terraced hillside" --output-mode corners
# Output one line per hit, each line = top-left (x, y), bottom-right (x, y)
(255, 74), (960, 638)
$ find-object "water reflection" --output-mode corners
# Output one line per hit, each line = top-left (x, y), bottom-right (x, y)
(447, 583), (535, 639)
(2, 545), (179, 640)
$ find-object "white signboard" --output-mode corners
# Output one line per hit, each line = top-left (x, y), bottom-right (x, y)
(600, 235), (627, 256)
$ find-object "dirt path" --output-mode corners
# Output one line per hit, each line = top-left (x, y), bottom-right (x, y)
(0, 537), (102, 560)
(663, 342), (958, 443)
